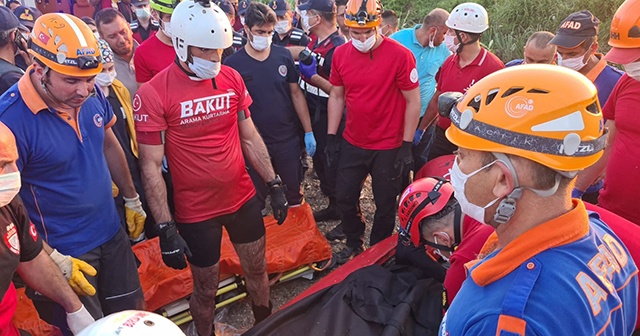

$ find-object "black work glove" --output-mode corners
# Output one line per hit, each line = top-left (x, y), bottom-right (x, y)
(269, 184), (289, 224)
(324, 134), (339, 168)
(156, 220), (192, 270)
(394, 141), (414, 179)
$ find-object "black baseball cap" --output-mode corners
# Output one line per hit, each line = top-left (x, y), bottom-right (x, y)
(12, 6), (41, 30)
(549, 10), (600, 48)
(215, 0), (234, 16)
(131, 0), (150, 6)
(297, 0), (334, 13)
(268, 0), (290, 16)
(0, 6), (20, 31)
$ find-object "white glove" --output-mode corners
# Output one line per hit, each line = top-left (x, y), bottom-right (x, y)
(67, 305), (95, 334)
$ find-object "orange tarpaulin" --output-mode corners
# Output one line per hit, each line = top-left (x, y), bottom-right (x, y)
(13, 203), (331, 334)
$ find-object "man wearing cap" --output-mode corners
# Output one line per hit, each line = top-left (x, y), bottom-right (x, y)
(0, 13), (145, 334)
(549, 10), (623, 107)
(0, 6), (26, 94)
(270, 0), (310, 47)
(422, 2), (503, 161)
(437, 65), (637, 336)
(133, 0), (178, 84)
(237, 0), (251, 33)
(96, 8), (139, 96)
(130, 0), (160, 44)
(296, 0), (346, 226)
(5, 0), (19, 10)
(0, 122), (97, 336)
(574, 0), (640, 227)
(390, 8), (451, 171)
(12, 6), (41, 32)
(505, 31), (556, 66)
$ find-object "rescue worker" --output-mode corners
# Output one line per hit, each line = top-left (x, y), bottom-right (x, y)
(225, 2), (315, 210)
(505, 31), (556, 66)
(0, 122), (95, 336)
(574, 0), (640, 226)
(327, 0), (420, 263)
(438, 65), (638, 335)
(0, 13), (146, 334)
(270, 0), (310, 47)
(134, 1), (288, 335)
(422, 2), (504, 161)
(130, 0), (160, 43)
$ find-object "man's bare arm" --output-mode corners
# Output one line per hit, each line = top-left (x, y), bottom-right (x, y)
(138, 144), (172, 223)
(238, 116), (277, 182)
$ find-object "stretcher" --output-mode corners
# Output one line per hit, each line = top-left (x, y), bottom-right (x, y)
(13, 203), (332, 334)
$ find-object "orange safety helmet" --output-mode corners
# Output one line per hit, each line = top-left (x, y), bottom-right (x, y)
(398, 177), (455, 247)
(29, 13), (102, 77)
(442, 64), (606, 174)
(605, 0), (640, 64)
(344, 0), (381, 29)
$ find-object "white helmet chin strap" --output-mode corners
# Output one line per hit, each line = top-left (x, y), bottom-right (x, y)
(491, 152), (562, 224)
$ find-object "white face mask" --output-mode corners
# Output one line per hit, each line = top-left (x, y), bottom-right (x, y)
(444, 34), (458, 53)
(557, 49), (590, 71)
(301, 11), (317, 32)
(624, 60), (640, 81)
(96, 70), (117, 87)
(275, 20), (290, 35)
(93, 32), (101, 40)
(161, 20), (172, 38)
(449, 158), (500, 225)
(428, 30), (435, 48)
(433, 235), (451, 263)
(351, 33), (376, 53)
(249, 33), (271, 51)
(188, 57), (221, 80)
(0, 172), (21, 208)
(240, 16), (246, 26)
(135, 7), (151, 20)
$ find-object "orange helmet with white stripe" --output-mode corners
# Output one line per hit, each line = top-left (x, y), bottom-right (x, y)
(442, 64), (605, 173)
(29, 13), (102, 77)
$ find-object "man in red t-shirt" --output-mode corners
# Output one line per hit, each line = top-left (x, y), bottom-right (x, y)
(134, 1), (288, 335)
(573, 1), (640, 226)
(422, 3), (503, 161)
(328, 0), (420, 264)
(133, 0), (178, 84)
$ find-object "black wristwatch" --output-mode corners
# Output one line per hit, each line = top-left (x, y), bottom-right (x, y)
(155, 220), (176, 232)
(266, 175), (283, 188)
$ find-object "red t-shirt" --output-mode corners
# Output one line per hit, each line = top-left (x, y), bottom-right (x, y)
(133, 34), (175, 83)
(435, 48), (504, 130)
(445, 216), (494, 302)
(133, 63), (256, 223)
(599, 74), (640, 226)
(0, 283), (18, 336)
(584, 202), (640, 329)
(330, 37), (420, 150)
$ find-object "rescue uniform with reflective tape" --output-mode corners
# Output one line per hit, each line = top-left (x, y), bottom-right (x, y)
(440, 200), (638, 336)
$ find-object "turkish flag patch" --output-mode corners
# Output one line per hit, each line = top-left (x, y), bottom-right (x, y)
(29, 222), (38, 242)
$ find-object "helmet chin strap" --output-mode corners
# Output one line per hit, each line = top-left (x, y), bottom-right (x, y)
(453, 29), (480, 54)
(422, 203), (463, 252)
(492, 152), (562, 224)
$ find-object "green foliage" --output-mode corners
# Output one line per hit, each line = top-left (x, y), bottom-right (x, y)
(383, 0), (624, 62)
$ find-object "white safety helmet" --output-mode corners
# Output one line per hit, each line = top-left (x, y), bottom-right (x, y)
(170, 0), (233, 62)
(445, 2), (489, 34)
(77, 310), (185, 336)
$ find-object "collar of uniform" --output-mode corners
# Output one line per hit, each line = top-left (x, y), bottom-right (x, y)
(18, 65), (49, 114)
(469, 199), (590, 286)
(454, 48), (488, 69)
(411, 24), (423, 47)
(584, 53), (607, 83)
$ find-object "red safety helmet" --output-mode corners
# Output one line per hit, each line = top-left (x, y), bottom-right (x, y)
(415, 154), (455, 180)
(398, 177), (454, 247)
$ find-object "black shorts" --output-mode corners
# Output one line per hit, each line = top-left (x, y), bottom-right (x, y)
(176, 196), (265, 268)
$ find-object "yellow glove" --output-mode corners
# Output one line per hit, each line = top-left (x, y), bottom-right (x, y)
(49, 249), (97, 296)
(112, 182), (119, 197)
(124, 194), (146, 240)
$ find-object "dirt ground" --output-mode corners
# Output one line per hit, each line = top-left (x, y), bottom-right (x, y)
(190, 165), (380, 335)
